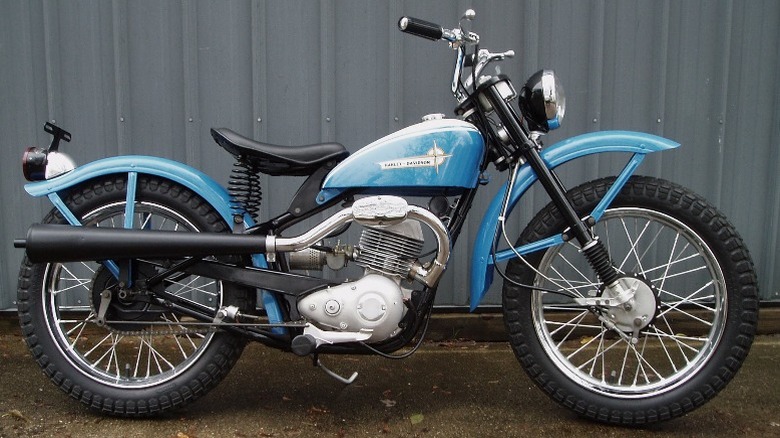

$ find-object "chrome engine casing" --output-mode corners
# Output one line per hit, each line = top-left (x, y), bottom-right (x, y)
(291, 195), (449, 345)
(298, 274), (405, 342)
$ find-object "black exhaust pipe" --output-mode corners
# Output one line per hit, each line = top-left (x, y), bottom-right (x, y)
(16, 224), (268, 263)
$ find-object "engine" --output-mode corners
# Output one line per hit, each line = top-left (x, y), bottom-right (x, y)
(296, 219), (424, 343)
(354, 220), (424, 277)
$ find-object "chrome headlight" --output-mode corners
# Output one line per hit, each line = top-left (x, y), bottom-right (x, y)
(519, 69), (566, 132)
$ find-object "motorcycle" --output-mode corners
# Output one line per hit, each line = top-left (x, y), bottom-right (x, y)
(13, 10), (758, 425)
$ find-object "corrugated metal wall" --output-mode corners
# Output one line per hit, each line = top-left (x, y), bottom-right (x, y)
(2, 0), (779, 309)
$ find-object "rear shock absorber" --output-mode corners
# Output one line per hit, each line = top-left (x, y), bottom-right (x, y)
(228, 157), (263, 224)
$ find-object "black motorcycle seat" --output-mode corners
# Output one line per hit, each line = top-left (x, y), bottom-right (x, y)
(211, 128), (349, 176)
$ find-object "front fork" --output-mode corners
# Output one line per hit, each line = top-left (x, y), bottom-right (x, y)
(485, 85), (621, 289)
(522, 146), (621, 287)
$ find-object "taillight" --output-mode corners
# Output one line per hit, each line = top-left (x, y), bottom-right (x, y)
(23, 122), (77, 181)
(22, 147), (48, 181)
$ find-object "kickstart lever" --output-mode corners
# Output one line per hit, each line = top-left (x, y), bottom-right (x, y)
(312, 355), (358, 385)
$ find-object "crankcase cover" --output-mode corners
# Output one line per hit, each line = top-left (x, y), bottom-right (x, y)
(298, 274), (405, 342)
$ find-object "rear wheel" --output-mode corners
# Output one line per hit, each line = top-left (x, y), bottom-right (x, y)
(502, 176), (758, 424)
(17, 175), (253, 416)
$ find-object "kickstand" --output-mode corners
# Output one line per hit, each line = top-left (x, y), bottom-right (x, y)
(312, 355), (358, 385)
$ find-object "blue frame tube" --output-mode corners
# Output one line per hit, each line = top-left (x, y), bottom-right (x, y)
(124, 171), (138, 229)
(469, 131), (679, 310)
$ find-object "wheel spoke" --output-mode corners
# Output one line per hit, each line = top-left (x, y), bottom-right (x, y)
(616, 217), (651, 273)
(649, 325), (679, 373)
(576, 335), (623, 373)
(548, 308), (591, 338)
(656, 287), (717, 313)
(639, 251), (699, 278)
(633, 226), (666, 270)
(552, 253), (593, 292)
(167, 277), (219, 299)
(66, 318), (91, 350)
(656, 230), (681, 293)
(656, 280), (717, 321)
(564, 324), (605, 360)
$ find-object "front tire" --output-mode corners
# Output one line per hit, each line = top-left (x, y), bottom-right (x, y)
(502, 176), (758, 424)
(17, 175), (253, 416)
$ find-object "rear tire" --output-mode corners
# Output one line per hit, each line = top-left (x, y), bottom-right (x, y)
(502, 176), (758, 424)
(17, 175), (254, 416)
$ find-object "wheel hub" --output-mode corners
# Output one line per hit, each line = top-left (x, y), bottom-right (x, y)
(602, 275), (659, 333)
(91, 265), (165, 332)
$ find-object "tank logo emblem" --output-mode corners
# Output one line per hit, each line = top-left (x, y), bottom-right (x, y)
(378, 142), (452, 174)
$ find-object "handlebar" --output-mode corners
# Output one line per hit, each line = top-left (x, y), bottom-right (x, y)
(398, 16), (444, 41)
(398, 10), (511, 103)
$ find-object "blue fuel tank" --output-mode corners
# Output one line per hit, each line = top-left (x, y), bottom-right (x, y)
(318, 118), (485, 203)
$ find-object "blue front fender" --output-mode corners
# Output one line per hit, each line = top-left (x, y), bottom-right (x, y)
(469, 131), (680, 311)
(25, 155), (285, 329)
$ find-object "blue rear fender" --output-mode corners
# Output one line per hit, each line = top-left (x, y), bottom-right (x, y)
(24, 155), (285, 328)
(25, 156), (239, 224)
(469, 131), (680, 311)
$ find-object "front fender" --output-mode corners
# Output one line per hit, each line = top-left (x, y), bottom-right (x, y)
(25, 155), (285, 329)
(469, 131), (680, 311)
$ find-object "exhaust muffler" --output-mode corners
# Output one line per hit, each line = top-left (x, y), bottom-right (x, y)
(16, 224), (269, 263)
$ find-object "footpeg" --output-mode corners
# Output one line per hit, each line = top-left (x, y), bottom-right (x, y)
(291, 334), (317, 356)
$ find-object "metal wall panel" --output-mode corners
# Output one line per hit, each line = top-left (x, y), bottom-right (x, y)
(1, 0), (779, 310)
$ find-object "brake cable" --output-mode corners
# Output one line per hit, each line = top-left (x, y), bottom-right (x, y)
(490, 163), (583, 300)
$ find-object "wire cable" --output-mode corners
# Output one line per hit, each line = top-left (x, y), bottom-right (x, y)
(490, 163), (584, 299)
(359, 305), (433, 360)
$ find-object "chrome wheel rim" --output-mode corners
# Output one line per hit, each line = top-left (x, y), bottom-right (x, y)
(531, 207), (726, 397)
(42, 201), (223, 388)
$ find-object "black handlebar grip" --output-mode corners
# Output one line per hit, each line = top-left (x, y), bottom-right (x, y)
(398, 16), (443, 41)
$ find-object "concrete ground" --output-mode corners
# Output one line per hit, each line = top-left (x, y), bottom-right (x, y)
(0, 314), (779, 437)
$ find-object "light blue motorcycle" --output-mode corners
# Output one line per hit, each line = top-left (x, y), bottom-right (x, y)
(14, 10), (757, 424)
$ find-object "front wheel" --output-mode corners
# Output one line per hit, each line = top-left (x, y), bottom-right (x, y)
(502, 176), (758, 425)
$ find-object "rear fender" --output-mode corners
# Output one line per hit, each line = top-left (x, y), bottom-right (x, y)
(24, 155), (285, 329)
(25, 155), (240, 225)
(469, 131), (680, 311)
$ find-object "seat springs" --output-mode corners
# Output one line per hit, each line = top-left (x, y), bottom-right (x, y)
(228, 157), (263, 222)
